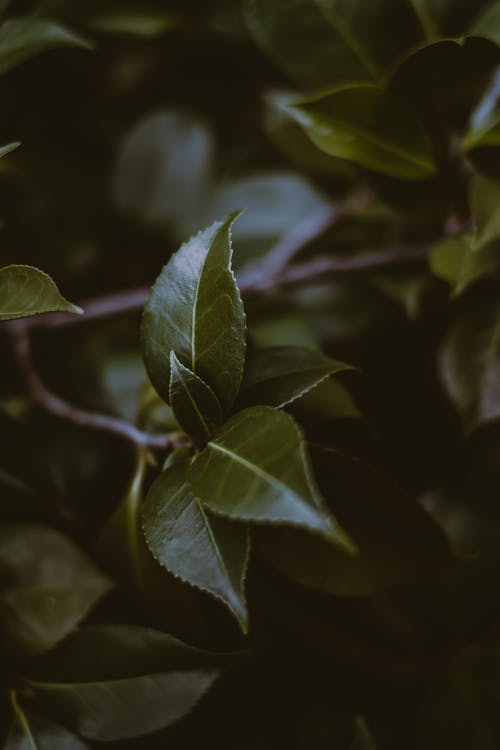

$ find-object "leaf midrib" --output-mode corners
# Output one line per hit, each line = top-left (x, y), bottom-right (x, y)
(207, 441), (312, 510)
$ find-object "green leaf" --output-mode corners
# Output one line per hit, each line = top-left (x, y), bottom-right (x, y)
(439, 300), (500, 431)
(169, 352), (223, 441)
(244, 0), (423, 88)
(409, 0), (490, 38)
(86, 11), (180, 37)
(289, 377), (362, 421)
(470, 176), (500, 248)
(471, 2), (500, 47)
(97, 450), (150, 591)
(5, 693), (89, 750)
(0, 141), (20, 159)
(142, 459), (249, 629)
(0, 265), (82, 321)
(142, 214), (246, 413)
(431, 178), (500, 294)
(237, 346), (354, 409)
(0, 524), (112, 654)
(351, 717), (378, 749)
(113, 111), (214, 226)
(464, 68), (500, 150)
(189, 406), (354, 550)
(0, 17), (90, 76)
(289, 85), (436, 180)
(430, 235), (500, 294)
(257, 447), (451, 596)
(25, 625), (221, 741)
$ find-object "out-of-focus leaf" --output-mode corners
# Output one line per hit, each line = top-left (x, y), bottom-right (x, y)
(370, 269), (433, 317)
(351, 716), (378, 749)
(169, 352), (223, 441)
(431, 177), (500, 293)
(5, 694), (89, 750)
(257, 447), (451, 596)
(143, 459), (249, 629)
(439, 300), (500, 431)
(410, 0), (491, 37)
(189, 406), (354, 550)
(195, 171), (331, 268)
(470, 175), (500, 248)
(264, 90), (356, 178)
(70, 325), (147, 423)
(25, 625), (222, 741)
(86, 11), (180, 37)
(98, 450), (149, 590)
(113, 110), (215, 227)
(0, 17), (90, 76)
(289, 85), (436, 179)
(0, 141), (20, 159)
(237, 346), (354, 409)
(142, 214), (246, 413)
(464, 67), (500, 149)
(0, 524), (112, 654)
(431, 235), (500, 294)
(472, 2), (500, 47)
(0, 265), (82, 321)
(244, 0), (422, 88)
(289, 377), (361, 421)
(250, 313), (320, 349)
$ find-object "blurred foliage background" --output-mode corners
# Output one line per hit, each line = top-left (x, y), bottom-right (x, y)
(5, 0), (500, 747)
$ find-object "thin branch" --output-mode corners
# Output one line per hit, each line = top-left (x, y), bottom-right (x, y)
(250, 243), (431, 292)
(7, 243), (431, 333)
(236, 203), (343, 291)
(9, 327), (174, 450)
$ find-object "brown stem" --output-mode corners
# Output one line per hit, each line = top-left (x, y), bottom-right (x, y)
(10, 328), (173, 450)
(6, 243), (431, 333)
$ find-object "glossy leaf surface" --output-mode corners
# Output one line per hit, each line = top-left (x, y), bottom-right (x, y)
(143, 459), (249, 628)
(238, 346), (353, 408)
(142, 214), (246, 412)
(189, 406), (354, 550)
(169, 352), (223, 441)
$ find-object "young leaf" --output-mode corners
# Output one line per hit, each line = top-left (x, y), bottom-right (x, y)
(169, 352), (223, 441)
(0, 17), (91, 76)
(5, 694), (89, 750)
(0, 524), (112, 654)
(142, 214), (246, 413)
(98, 450), (150, 590)
(237, 346), (354, 409)
(142, 459), (249, 629)
(288, 84), (436, 180)
(0, 265), (82, 321)
(25, 625), (222, 742)
(189, 406), (354, 550)
(439, 301), (500, 431)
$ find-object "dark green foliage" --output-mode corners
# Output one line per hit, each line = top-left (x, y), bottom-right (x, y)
(3, 0), (500, 748)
